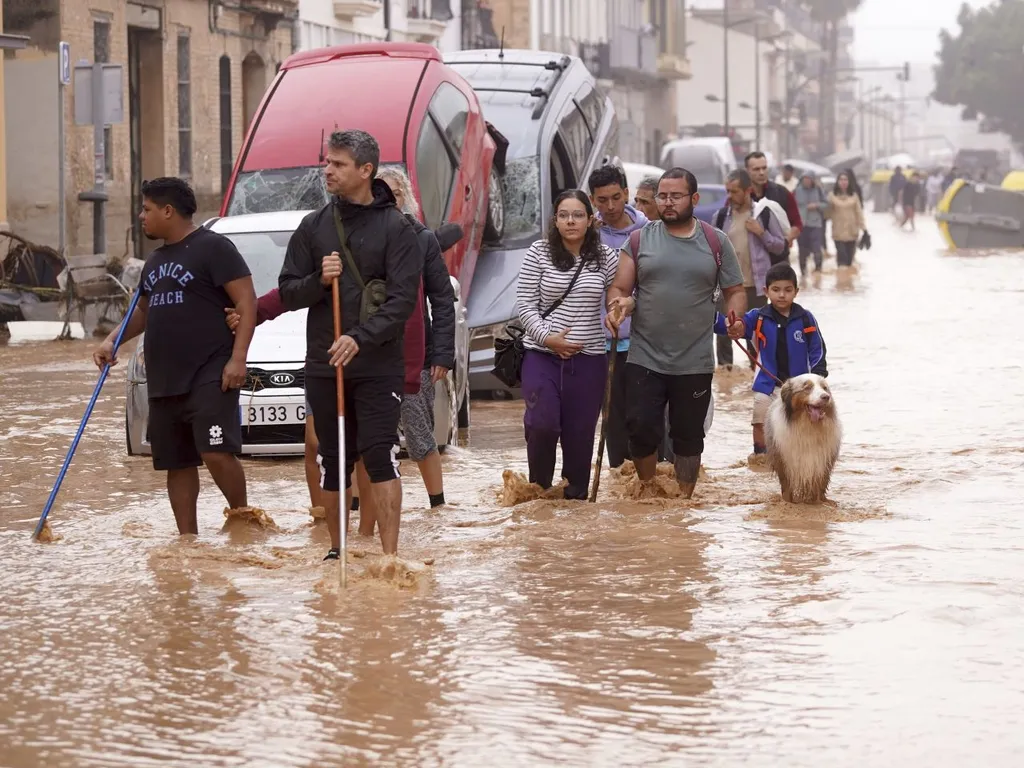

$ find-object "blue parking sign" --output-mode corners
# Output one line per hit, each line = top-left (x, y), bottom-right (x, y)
(59, 41), (71, 86)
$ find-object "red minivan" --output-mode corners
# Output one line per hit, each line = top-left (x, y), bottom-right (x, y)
(221, 42), (506, 299)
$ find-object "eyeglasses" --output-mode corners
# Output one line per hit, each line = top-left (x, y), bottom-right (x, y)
(556, 210), (589, 221)
(656, 192), (692, 203)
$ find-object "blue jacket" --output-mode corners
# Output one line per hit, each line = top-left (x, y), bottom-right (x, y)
(714, 302), (828, 395)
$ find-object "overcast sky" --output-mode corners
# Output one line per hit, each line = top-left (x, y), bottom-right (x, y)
(852, 0), (990, 64)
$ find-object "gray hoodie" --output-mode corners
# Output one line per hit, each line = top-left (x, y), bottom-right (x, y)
(793, 175), (827, 229)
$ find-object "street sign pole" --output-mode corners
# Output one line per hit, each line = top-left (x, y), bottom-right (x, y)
(74, 60), (121, 258)
(57, 42), (70, 257)
(89, 61), (107, 255)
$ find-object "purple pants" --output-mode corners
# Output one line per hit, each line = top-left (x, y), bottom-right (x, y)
(521, 349), (608, 499)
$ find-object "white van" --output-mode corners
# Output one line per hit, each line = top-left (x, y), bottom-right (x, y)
(620, 161), (665, 194)
(660, 137), (739, 186)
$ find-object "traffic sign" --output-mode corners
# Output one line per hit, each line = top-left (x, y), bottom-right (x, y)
(59, 41), (71, 86)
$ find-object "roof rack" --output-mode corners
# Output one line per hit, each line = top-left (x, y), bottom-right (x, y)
(453, 54), (571, 120)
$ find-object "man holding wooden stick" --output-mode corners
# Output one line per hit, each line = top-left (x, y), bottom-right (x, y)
(279, 130), (422, 561)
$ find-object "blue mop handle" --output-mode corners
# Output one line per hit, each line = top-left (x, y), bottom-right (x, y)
(32, 289), (143, 540)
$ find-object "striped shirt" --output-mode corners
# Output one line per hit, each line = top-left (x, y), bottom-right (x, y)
(516, 240), (618, 356)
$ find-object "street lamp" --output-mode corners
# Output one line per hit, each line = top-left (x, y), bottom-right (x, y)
(691, 6), (765, 141)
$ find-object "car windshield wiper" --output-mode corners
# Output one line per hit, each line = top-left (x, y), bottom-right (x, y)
(472, 87), (547, 97)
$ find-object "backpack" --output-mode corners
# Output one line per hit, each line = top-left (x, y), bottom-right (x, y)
(714, 205), (789, 266)
(628, 220), (724, 301)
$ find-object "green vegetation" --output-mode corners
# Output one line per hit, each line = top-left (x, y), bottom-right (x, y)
(934, 0), (1024, 147)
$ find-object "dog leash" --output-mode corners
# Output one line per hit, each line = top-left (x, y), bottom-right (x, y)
(726, 310), (783, 386)
(731, 338), (783, 386)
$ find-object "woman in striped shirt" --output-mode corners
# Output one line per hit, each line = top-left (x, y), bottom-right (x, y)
(516, 189), (619, 499)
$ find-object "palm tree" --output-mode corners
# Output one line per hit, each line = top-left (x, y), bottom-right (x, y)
(801, 0), (863, 157)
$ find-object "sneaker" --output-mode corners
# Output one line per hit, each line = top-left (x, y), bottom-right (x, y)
(323, 548), (340, 561)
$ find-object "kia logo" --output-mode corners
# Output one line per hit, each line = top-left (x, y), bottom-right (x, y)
(269, 372), (296, 386)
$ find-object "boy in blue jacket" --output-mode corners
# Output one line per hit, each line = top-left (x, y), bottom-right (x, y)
(714, 262), (828, 456)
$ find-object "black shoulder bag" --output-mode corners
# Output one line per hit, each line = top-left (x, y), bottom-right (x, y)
(332, 206), (387, 325)
(492, 258), (586, 388)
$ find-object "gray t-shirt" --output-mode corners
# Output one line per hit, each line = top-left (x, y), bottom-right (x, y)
(622, 220), (743, 376)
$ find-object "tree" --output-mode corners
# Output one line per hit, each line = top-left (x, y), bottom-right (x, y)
(802, 0), (862, 158)
(933, 0), (1024, 149)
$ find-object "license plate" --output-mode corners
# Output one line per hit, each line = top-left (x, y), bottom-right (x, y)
(241, 402), (306, 426)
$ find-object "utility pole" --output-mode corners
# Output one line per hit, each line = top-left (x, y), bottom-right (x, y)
(723, 0), (730, 136)
(898, 75), (906, 150)
(783, 42), (791, 157)
(754, 22), (760, 148)
(858, 80), (865, 157)
(867, 104), (874, 162)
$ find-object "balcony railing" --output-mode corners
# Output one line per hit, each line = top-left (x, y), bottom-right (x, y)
(407, 0), (452, 41)
(408, 0), (453, 22)
(608, 26), (658, 78)
(333, 0), (381, 21)
(460, 2), (499, 50)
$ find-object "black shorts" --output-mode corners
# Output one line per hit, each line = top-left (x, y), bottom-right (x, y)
(148, 382), (242, 471)
(305, 373), (404, 492)
(625, 364), (713, 459)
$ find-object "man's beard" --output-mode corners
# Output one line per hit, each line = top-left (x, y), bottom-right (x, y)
(662, 202), (694, 225)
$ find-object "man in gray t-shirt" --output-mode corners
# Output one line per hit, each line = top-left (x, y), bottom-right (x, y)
(606, 167), (746, 497)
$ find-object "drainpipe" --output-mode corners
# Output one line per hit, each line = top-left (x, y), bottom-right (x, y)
(529, 0), (540, 50)
(384, 0), (391, 42)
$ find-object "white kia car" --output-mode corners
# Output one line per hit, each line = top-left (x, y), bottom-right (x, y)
(125, 211), (469, 457)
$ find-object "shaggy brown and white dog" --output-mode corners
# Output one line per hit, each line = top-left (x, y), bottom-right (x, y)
(764, 374), (842, 504)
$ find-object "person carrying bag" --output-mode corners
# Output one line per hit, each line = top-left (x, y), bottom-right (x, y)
(510, 190), (617, 500)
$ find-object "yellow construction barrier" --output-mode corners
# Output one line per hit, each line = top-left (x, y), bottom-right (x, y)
(935, 176), (1024, 250)
(934, 178), (964, 250)
(1001, 170), (1024, 191)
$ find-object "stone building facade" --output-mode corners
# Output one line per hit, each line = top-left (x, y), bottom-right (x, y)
(460, 0), (690, 168)
(3, 0), (293, 260)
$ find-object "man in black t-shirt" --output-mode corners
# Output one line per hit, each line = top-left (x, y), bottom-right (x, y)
(93, 177), (257, 535)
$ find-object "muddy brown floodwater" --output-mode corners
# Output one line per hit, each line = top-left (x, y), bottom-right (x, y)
(2, 213), (1024, 767)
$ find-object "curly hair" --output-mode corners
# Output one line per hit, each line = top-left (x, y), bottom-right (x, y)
(546, 189), (604, 272)
(377, 165), (420, 217)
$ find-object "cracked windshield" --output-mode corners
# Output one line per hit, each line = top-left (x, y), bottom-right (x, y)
(3, 0), (1024, 765)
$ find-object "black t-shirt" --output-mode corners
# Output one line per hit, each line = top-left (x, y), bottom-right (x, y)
(140, 227), (251, 398)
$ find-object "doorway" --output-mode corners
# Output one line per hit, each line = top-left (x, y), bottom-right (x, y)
(128, 26), (164, 260)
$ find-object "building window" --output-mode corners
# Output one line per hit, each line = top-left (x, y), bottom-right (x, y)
(415, 117), (456, 229)
(219, 56), (232, 192)
(103, 126), (113, 178)
(177, 35), (191, 177)
(94, 18), (113, 179)
(93, 19), (110, 63)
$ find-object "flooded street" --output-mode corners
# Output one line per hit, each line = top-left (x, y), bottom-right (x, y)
(2, 213), (1024, 766)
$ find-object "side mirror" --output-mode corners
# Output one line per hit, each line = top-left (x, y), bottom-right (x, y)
(435, 222), (464, 252)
